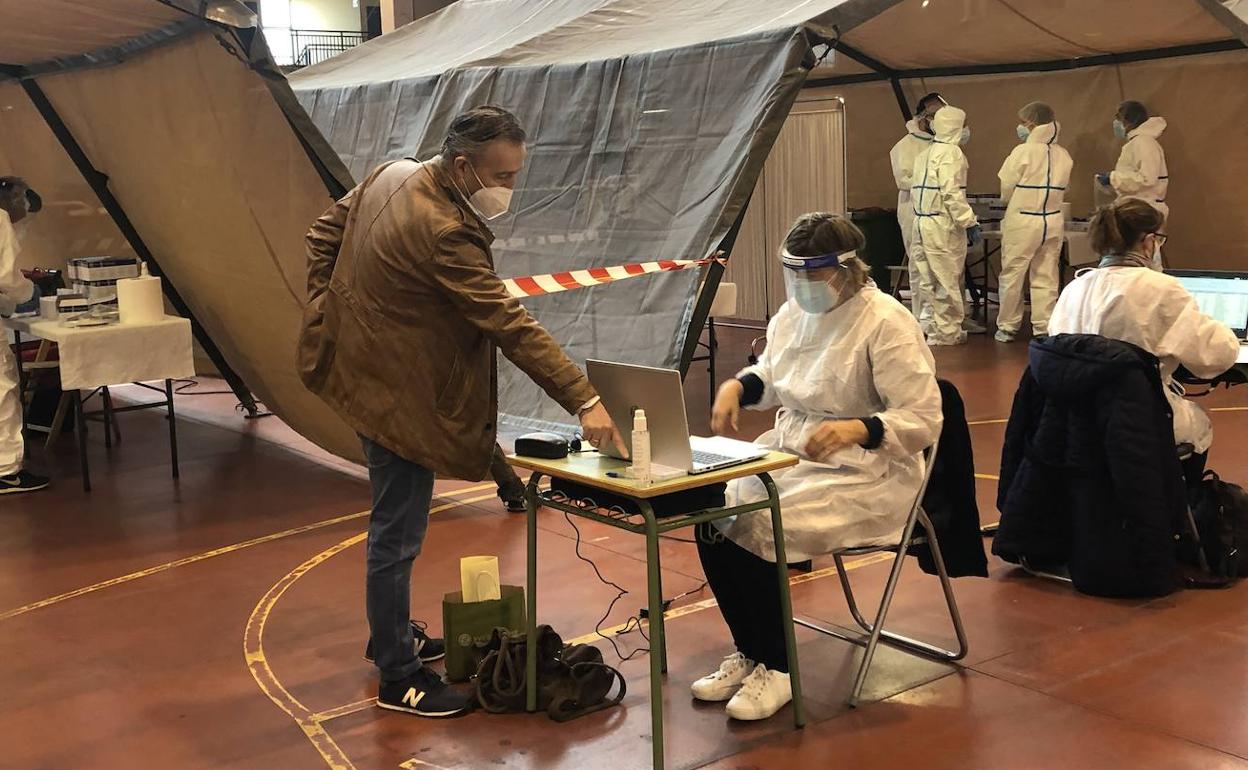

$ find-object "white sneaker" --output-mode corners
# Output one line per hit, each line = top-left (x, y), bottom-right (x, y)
(994, 329), (1016, 343)
(725, 664), (792, 721)
(691, 653), (755, 702)
(926, 334), (967, 347)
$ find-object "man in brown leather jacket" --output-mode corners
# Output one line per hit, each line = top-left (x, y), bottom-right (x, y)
(298, 106), (622, 717)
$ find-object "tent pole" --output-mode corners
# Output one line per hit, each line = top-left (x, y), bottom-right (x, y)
(889, 77), (911, 120)
(678, 193), (752, 378)
(17, 76), (264, 418)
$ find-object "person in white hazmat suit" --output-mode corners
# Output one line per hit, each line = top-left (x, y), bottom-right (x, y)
(0, 176), (49, 495)
(1049, 198), (1237, 475)
(994, 102), (1074, 342)
(911, 105), (981, 346)
(889, 92), (943, 331)
(1097, 101), (1168, 267)
(695, 212), (942, 722)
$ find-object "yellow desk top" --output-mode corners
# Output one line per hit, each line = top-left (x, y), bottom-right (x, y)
(507, 450), (798, 499)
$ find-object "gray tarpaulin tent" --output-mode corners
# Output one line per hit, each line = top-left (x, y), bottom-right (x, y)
(3, 0), (1247, 469)
(289, 0), (866, 435)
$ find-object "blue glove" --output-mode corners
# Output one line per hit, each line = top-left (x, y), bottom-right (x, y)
(14, 285), (41, 315)
(1095, 172), (1111, 187)
(966, 224), (983, 247)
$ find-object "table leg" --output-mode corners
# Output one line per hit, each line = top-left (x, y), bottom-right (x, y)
(640, 500), (668, 675)
(73, 389), (90, 492)
(14, 330), (27, 435)
(641, 505), (665, 770)
(102, 387), (113, 449)
(760, 473), (804, 729)
(165, 379), (179, 479)
(525, 472), (541, 714)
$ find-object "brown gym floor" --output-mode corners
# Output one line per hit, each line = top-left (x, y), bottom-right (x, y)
(4, 328), (1248, 770)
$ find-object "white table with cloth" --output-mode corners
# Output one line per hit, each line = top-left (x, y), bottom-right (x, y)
(4, 314), (193, 491)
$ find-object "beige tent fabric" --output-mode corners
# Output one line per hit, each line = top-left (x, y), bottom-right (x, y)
(0, 81), (134, 270)
(824, 0), (1231, 73)
(0, 0), (184, 65)
(29, 31), (361, 460)
(817, 48), (1248, 271)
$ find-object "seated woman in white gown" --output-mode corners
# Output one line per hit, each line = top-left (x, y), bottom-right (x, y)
(693, 212), (943, 722)
(1047, 198), (1239, 481)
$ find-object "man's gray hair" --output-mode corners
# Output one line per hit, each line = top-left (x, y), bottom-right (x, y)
(441, 106), (526, 160)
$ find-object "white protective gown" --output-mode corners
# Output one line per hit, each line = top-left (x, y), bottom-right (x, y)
(1111, 117), (1169, 222)
(0, 209), (35, 477)
(718, 286), (943, 563)
(889, 119), (934, 329)
(1048, 266), (1238, 453)
(997, 122), (1074, 336)
(911, 107), (977, 345)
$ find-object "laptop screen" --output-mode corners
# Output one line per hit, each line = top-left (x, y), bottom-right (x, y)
(1169, 271), (1248, 337)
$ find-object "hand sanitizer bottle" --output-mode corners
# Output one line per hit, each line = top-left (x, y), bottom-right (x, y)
(631, 408), (651, 485)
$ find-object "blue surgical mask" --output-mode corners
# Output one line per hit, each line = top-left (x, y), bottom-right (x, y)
(959, 126), (971, 146)
(1016, 124), (1030, 141)
(792, 278), (836, 314)
(1113, 118), (1127, 139)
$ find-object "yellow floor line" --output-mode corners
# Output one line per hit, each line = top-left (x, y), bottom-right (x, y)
(245, 492), (497, 770)
(0, 483), (496, 623)
(975, 473), (1000, 481)
(1210, 406), (1248, 412)
(309, 551), (899, 726)
(966, 418), (1009, 426)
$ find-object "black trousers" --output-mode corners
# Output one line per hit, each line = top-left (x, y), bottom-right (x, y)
(695, 523), (789, 672)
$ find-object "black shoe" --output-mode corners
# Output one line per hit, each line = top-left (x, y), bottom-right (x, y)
(364, 620), (446, 665)
(502, 496), (527, 513)
(377, 667), (472, 718)
(0, 471), (50, 495)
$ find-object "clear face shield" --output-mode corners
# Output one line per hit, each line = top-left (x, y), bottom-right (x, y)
(781, 249), (855, 314)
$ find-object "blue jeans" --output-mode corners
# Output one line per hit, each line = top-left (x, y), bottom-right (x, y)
(361, 436), (435, 683)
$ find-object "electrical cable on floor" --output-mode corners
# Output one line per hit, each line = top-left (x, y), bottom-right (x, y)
(563, 510), (650, 663)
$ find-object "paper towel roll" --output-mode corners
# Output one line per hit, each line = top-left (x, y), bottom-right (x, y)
(117, 263), (164, 325)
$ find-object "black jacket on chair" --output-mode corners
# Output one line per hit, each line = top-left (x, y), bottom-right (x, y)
(914, 379), (989, 578)
(993, 334), (1185, 597)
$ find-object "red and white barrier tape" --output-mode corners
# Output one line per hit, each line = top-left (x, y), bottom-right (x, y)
(503, 255), (722, 299)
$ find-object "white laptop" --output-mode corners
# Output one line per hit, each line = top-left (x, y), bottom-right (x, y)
(586, 360), (768, 475)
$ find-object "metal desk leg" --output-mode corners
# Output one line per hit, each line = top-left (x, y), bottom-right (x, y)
(165, 379), (179, 479)
(524, 472), (541, 713)
(761, 473), (804, 729)
(642, 500), (669, 675)
(73, 389), (90, 492)
(641, 504), (666, 770)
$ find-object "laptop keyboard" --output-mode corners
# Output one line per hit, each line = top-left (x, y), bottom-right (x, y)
(691, 449), (735, 467)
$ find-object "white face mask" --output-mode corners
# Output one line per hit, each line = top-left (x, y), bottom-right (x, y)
(959, 126), (972, 146)
(463, 162), (513, 221)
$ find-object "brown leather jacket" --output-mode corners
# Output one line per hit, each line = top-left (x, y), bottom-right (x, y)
(297, 157), (596, 480)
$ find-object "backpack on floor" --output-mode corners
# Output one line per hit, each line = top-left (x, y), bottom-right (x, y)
(1183, 470), (1248, 584)
(472, 625), (626, 722)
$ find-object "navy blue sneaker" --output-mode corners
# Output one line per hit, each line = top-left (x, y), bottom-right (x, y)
(364, 620), (445, 665)
(377, 667), (471, 718)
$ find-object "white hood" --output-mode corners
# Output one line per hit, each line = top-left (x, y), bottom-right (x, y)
(1130, 116), (1167, 139)
(931, 106), (966, 144)
(1026, 122), (1060, 144)
(905, 118), (932, 139)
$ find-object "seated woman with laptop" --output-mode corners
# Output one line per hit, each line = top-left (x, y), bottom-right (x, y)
(693, 212), (943, 721)
(1047, 198), (1240, 480)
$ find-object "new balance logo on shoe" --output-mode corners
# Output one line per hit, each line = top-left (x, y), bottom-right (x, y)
(401, 688), (425, 709)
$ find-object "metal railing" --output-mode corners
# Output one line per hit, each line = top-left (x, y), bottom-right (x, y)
(290, 29), (366, 67)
